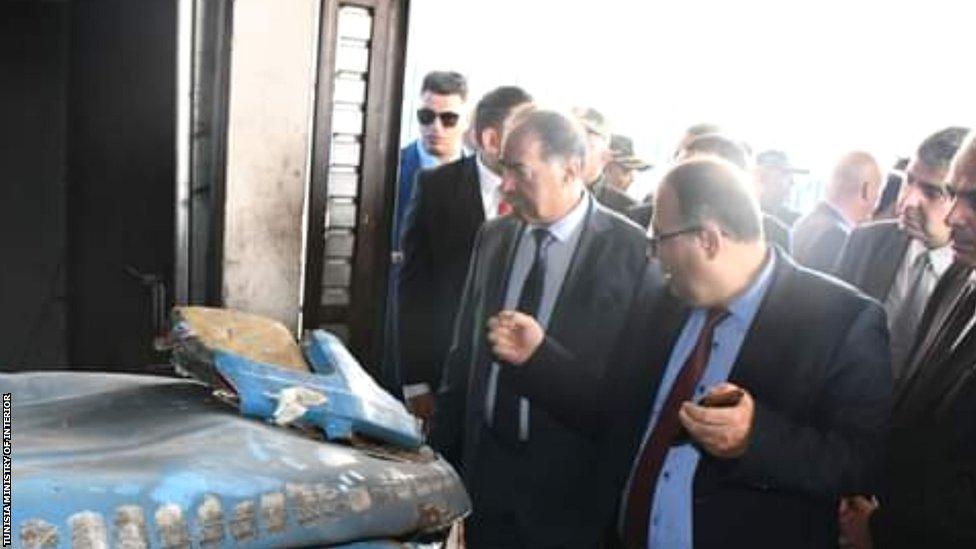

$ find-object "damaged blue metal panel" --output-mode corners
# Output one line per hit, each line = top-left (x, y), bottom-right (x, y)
(210, 330), (423, 450)
(6, 372), (469, 548)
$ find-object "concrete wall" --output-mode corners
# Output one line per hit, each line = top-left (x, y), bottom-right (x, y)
(222, 0), (320, 334)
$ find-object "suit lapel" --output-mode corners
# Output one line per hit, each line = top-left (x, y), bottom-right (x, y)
(877, 229), (911, 300)
(456, 156), (486, 236)
(726, 249), (792, 387)
(896, 270), (976, 415)
(484, 218), (524, 317)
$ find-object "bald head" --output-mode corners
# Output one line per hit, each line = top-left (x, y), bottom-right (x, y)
(826, 151), (883, 223)
(658, 158), (763, 242)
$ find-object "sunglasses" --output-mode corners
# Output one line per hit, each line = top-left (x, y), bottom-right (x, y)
(417, 108), (461, 128)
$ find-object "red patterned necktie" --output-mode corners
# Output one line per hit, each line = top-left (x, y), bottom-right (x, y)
(497, 199), (512, 216)
(621, 307), (729, 548)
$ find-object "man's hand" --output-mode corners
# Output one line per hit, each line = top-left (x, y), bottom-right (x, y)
(406, 392), (436, 432)
(486, 310), (544, 365)
(678, 382), (754, 458)
(838, 496), (877, 549)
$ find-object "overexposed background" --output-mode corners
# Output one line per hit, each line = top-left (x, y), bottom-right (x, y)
(398, 0), (975, 211)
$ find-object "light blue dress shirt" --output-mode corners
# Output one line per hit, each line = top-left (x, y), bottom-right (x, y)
(484, 192), (591, 440)
(629, 251), (776, 548)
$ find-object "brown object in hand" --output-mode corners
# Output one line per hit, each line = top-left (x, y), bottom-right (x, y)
(698, 388), (744, 408)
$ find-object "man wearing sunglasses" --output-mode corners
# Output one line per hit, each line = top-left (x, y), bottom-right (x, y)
(393, 71), (469, 257)
(835, 127), (969, 383)
(399, 86), (533, 428)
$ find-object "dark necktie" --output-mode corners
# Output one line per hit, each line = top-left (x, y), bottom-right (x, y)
(491, 227), (552, 444)
(622, 308), (729, 548)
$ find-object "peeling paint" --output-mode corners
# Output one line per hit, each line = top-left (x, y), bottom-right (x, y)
(154, 504), (190, 549)
(417, 503), (447, 531)
(114, 505), (149, 549)
(196, 495), (225, 545)
(347, 486), (372, 513)
(229, 501), (258, 541)
(287, 483), (325, 526)
(69, 511), (108, 549)
(314, 483), (341, 519)
(21, 519), (59, 549)
(261, 492), (287, 533)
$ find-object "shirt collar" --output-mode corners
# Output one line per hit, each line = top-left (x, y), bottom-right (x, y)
(724, 248), (777, 324)
(530, 191), (590, 243)
(908, 238), (953, 277)
(415, 139), (460, 169)
(476, 154), (502, 195)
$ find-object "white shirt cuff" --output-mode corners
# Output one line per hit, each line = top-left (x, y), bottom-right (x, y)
(402, 383), (432, 399)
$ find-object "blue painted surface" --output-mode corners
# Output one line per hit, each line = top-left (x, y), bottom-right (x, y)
(7, 372), (470, 548)
(209, 330), (423, 450)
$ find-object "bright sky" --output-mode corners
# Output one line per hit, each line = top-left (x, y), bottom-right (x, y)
(400, 0), (975, 210)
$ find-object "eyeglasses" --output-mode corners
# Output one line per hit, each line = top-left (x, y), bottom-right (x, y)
(647, 225), (702, 257)
(417, 108), (461, 128)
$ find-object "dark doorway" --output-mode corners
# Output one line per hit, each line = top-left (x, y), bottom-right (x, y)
(65, 0), (178, 369)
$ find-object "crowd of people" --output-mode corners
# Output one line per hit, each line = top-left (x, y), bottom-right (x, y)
(387, 70), (976, 548)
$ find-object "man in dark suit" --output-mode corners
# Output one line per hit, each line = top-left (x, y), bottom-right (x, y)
(393, 71), (469, 249)
(501, 158), (892, 548)
(835, 127), (968, 381)
(382, 71), (468, 393)
(793, 151), (882, 273)
(431, 111), (651, 548)
(397, 86), (532, 426)
(839, 131), (976, 549)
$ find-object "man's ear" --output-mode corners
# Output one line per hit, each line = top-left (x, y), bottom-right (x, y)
(481, 127), (501, 156)
(698, 220), (723, 259)
(563, 156), (583, 185)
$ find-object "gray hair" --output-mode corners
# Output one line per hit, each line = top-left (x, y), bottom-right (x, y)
(506, 110), (587, 164)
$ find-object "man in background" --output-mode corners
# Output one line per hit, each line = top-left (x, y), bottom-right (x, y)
(755, 149), (806, 227)
(840, 130), (976, 549)
(792, 151), (882, 273)
(398, 86), (533, 426)
(835, 127), (968, 381)
(598, 134), (651, 213)
(383, 71), (469, 394)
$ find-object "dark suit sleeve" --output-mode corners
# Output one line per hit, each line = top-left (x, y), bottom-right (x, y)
(798, 225), (849, 274)
(717, 301), (893, 498)
(398, 171), (438, 387)
(429, 226), (485, 465)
